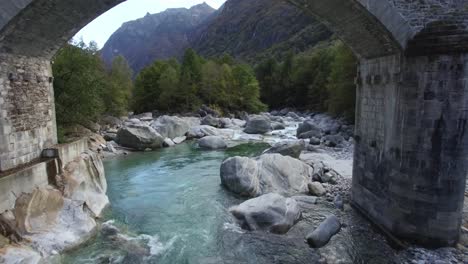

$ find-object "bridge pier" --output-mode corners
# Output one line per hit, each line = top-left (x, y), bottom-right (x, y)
(0, 53), (57, 172)
(353, 53), (468, 247)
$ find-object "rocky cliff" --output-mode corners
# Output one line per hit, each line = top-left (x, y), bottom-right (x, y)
(101, 0), (332, 74)
(101, 3), (216, 74)
(0, 139), (109, 263)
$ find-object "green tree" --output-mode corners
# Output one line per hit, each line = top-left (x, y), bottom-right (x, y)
(53, 43), (107, 126)
(231, 64), (267, 113)
(327, 42), (357, 121)
(179, 49), (203, 111)
(132, 61), (168, 113)
(255, 58), (280, 108)
(105, 56), (133, 116)
(157, 65), (180, 112)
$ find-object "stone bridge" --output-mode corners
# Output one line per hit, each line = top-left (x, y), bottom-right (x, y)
(0, 0), (467, 247)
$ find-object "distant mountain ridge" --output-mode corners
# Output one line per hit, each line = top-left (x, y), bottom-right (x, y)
(101, 0), (332, 74)
(101, 2), (216, 74)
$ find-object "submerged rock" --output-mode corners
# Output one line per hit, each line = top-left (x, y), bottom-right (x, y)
(244, 115), (271, 134)
(230, 193), (301, 234)
(198, 136), (227, 150)
(220, 154), (313, 197)
(263, 140), (305, 159)
(117, 125), (164, 151)
(306, 215), (341, 248)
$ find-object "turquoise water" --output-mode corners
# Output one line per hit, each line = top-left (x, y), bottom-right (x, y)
(63, 142), (408, 264)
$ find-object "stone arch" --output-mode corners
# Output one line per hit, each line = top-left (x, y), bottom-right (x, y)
(0, 0), (415, 59)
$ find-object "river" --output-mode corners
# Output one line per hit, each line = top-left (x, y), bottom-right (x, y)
(62, 140), (463, 264)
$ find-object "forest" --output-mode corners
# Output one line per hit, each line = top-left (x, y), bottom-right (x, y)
(52, 40), (357, 135)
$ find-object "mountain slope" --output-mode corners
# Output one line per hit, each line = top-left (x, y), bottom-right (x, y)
(191, 0), (332, 62)
(101, 0), (332, 74)
(101, 3), (215, 74)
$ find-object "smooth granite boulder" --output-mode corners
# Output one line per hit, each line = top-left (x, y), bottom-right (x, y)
(230, 193), (301, 234)
(263, 140), (305, 159)
(198, 136), (228, 150)
(151, 115), (190, 139)
(244, 115), (272, 134)
(306, 215), (341, 248)
(117, 125), (164, 150)
(220, 154), (313, 197)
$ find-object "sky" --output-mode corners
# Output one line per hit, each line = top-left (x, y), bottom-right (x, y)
(73, 0), (226, 48)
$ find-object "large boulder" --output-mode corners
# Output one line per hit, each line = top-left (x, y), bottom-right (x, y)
(116, 125), (164, 151)
(306, 215), (341, 248)
(62, 152), (109, 217)
(230, 193), (301, 234)
(186, 125), (219, 139)
(298, 130), (322, 139)
(244, 115), (271, 134)
(271, 122), (286, 130)
(201, 115), (221, 128)
(150, 116), (190, 139)
(322, 135), (345, 148)
(14, 188), (64, 234)
(220, 154), (313, 197)
(198, 136), (227, 150)
(263, 141), (305, 159)
(297, 120), (321, 138)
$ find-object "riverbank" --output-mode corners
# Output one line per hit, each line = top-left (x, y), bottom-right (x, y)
(1, 110), (466, 263)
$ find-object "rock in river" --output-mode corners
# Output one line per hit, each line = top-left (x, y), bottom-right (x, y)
(199, 136), (228, 150)
(230, 193), (301, 234)
(244, 115), (271, 134)
(186, 125), (219, 139)
(220, 154), (313, 197)
(263, 140), (305, 159)
(306, 215), (341, 248)
(297, 120), (321, 138)
(151, 115), (190, 139)
(117, 125), (164, 151)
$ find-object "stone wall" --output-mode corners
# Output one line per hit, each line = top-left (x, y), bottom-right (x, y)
(0, 53), (57, 172)
(353, 53), (468, 247)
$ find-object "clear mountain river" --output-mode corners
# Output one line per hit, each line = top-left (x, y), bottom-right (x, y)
(62, 141), (463, 264)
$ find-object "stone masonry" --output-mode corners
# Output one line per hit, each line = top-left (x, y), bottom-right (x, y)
(353, 53), (468, 246)
(0, 53), (57, 171)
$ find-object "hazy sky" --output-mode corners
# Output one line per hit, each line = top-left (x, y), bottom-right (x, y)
(74, 0), (226, 48)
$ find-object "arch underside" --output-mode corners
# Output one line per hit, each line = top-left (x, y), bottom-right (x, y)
(0, 0), (411, 59)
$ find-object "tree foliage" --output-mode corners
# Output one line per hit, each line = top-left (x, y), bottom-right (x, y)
(255, 41), (357, 122)
(53, 40), (133, 126)
(133, 49), (266, 114)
